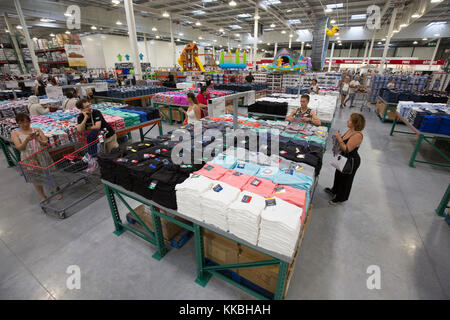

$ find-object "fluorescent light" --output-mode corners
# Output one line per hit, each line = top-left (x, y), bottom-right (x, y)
(40, 18), (54, 22)
(199, 36), (203, 39)
(213, 39), (217, 42)
(229, 25), (242, 29)
(336, 37), (340, 39)
(112, 0), (120, 4)
(434, 33), (440, 36)
(427, 21), (447, 26)
(235, 33), (240, 37)
(288, 19), (301, 25)
(64, 13), (72, 17)
(382, 38), (386, 41)
(377, 41), (382, 44)
(32, 37), (38, 41)
(351, 26), (364, 30)
(176, 38), (180, 41)
(267, 43), (270, 45)
(152, 27), (157, 31)
(65, 30), (71, 34)
(351, 14), (367, 20)
(392, 29), (399, 33)
(229, 0), (237, 6)
(156, 35), (160, 39)
(400, 23), (408, 28)
(254, 15), (260, 19)
(193, 40), (197, 43)
(326, 3), (343, 9)
(91, 25), (97, 30)
(192, 10), (206, 15)
(287, 9), (292, 12)
(116, 21), (122, 25)
(413, 41), (418, 44)
(270, 23), (276, 28)
(237, 14), (251, 18)
(422, 38), (428, 40)
(338, 43), (342, 46)
(330, 19), (336, 24)
(281, 30), (286, 34)
(5, 29), (9, 33)
(50, 33), (55, 37)
(179, 33), (183, 36)
(260, 0), (281, 10)
(411, 13), (421, 18)
(162, 12), (170, 17)
(325, 8), (333, 13)
(195, 21), (202, 26)
(16, 25), (23, 29)
(430, 0), (443, 3)
(219, 28), (224, 32)
(289, 34), (293, 37)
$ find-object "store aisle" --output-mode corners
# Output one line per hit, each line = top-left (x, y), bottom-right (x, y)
(0, 108), (449, 300)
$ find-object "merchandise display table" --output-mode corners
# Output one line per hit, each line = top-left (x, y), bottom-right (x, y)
(116, 118), (163, 141)
(436, 184), (450, 217)
(390, 112), (450, 168)
(376, 96), (398, 123)
(93, 94), (154, 107)
(0, 135), (20, 167)
(102, 179), (315, 300)
(247, 112), (334, 130)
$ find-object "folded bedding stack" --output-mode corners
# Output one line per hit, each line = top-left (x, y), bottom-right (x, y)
(227, 191), (266, 245)
(200, 182), (241, 230)
(258, 198), (303, 257)
(175, 174), (214, 221)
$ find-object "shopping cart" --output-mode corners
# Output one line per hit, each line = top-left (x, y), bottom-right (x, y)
(353, 88), (370, 112)
(18, 131), (106, 219)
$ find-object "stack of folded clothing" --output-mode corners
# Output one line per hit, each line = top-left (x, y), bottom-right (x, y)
(218, 169), (252, 189)
(271, 185), (308, 213)
(227, 191), (266, 245)
(103, 114), (126, 131)
(248, 101), (288, 116)
(200, 182), (241, 230)
(102, 108), (141, 127)
(176, 174), (214, 221)
(242, 177), (276, 198)
(258, 198), (303, 257)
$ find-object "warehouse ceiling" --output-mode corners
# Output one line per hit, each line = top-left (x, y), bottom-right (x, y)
(0, 0), (449, 45)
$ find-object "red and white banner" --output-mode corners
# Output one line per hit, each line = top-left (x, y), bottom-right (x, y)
(324, 58), (445, 65)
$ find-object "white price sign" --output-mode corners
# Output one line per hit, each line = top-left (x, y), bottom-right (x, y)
(94, 82), (108, 92)
(24, 80), (35, 87)
(244, 90), (256, 106)
(127, 74), (134, 79)
(5, 81), (19, 89)
(45, 86), (63, 98)
(207, 96), (226, 118)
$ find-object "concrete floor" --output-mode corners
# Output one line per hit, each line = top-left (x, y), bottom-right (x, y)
(0, 106), (449, 300)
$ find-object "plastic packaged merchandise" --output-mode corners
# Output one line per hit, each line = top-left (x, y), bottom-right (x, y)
(397, 101), (450, 134)
(102, 85), (167, 98)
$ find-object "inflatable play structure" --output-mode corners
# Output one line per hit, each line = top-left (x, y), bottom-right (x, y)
(178, 43), (218, 72)
(261, 48), (311, 72)
(219, 50), (247, 69)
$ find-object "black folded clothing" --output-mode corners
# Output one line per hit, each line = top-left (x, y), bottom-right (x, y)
(122, 106), (160, 121)
(248, 101), (288, 116)
(280, 144), (322, 174)
(149, 165), (190, 209)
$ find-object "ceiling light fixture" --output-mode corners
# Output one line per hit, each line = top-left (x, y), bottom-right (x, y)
(64, 13), (72, 17)
(430, 0), (443, 3)
(289, 34), (293, 37)
(434, 33), (440, 37)
(91, 25), (97, 30)
(377, 41), (382, 44)
(219, 28), (224, 32)
(195, 21), (202, 26)
(176, 38), (180, 41)
(423, 38), (428, 40)
(325, 8), (333, 13)
(152, 27), (157, 31)
(330, 19), (336, 24)
(50, 33), (55, 37)
(162, 12), (170, 17)
(229, 0), (237, 6)
(411, 13), (420, 18)
(382, 38), (386, 41)
(16, 25), (23, 29)
(392, 29), (399, 33)
(254, 15), (260, 19)
(116, 21), (122, 25)
(112, 0), (120, 4)
(281, 30), (286, 34)
(270, 23), (275, 28)
(65, 30), (71, 34)
(156, 35), (160, 39)
(400, 23), (408, 28)
(413, 41), (418, 44)
(179, 33), (183, 36)
(32, 37), (38, 41)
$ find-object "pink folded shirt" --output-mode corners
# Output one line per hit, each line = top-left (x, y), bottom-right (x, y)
(218, 170), (252, 190)
(271, 185), (307, 213)
(242, 177), (276, 198)
(194, 163), (228, 180)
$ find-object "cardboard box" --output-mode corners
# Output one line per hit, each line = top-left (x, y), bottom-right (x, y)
(158, 106), (169, 119)
(128, 205), (188, 241)
(203, 229), (239, 269)
(237, 245), (281, 293)
(171, 109), (182, 122)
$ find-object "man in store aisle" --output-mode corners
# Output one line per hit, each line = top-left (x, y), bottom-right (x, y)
(286, 94), (321, 126)
(75, 99), (119, 154)
(346, 75), (361, 108)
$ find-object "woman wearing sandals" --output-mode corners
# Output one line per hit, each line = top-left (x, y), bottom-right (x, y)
(325, 113), (365, 205)
(11, 113), (61, 203)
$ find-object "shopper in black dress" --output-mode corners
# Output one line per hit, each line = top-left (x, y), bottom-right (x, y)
(325, 113), (365, 205)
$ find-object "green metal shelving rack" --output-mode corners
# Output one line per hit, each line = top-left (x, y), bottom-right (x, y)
(436, 184), (450, 217)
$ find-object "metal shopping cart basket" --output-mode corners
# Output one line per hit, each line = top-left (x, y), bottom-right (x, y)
(18, 131), (106, 219)
(353, 88), (370, 112)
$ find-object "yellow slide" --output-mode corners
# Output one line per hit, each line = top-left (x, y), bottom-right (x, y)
(194, 56), (205, 72)
(178, 57), (184, 71)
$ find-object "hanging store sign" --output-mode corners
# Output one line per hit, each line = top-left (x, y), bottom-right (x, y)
(325, 59), (445, 65)
(64, 44), (87, 67)
(207, 96), (226, 118)
(244, 90), (256, 106)
(115, 63), (133, 69)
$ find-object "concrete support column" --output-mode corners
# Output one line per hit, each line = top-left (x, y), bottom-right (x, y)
(429, 38), (441, 71)
(300, 42), (304, 56)
(328, 42), (335, 72)
(123, 0), (142, 79)
(273, 42), (278, 59)
(379, 8), (397, 72)
(169, 17), (176, 69)
(14, 0), (40, 75)
(253, 7), (259, 71)
(4, 13), (26, 74)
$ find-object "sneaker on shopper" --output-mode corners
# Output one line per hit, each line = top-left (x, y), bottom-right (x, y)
(324, 187), (335, 197)
(329, 199), (341, 205)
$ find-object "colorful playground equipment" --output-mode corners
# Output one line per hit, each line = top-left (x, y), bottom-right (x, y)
(261, 48), (311, 72)
(178, 43), (218, 72)
(326, 25), (339, 37)
(219, 49), (247, 69)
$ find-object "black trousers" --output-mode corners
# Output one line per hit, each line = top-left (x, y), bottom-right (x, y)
(331, 156), (361, 202)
